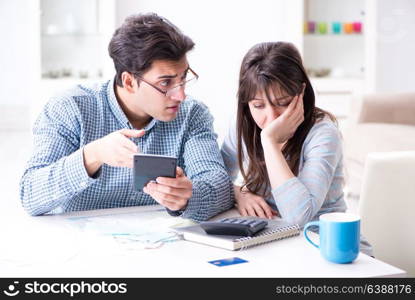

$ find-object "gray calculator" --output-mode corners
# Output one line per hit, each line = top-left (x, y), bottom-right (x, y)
(200, 218), (268, 237)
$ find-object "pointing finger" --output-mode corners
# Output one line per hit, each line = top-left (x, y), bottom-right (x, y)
(176, 167), (184, 177)
(120, 129), (146, 138)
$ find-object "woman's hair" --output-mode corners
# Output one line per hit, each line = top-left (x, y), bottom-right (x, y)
(237, 41), (336, 196)
(108, 13), (195, 87)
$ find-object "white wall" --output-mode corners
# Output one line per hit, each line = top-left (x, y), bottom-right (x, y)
(366, 0), (415, 93)
(0, 0), (40, 130)
(116, 0), (303, 143)
(0, 0), (40, 106)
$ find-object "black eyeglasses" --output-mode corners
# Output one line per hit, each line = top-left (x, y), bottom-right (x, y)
(135, 67), (199, 97)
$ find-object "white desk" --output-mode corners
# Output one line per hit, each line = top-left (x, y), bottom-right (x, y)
(0, 205), (406, 277)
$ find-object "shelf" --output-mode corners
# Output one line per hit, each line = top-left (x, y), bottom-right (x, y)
(310, 76), (364, 82)
(41, 77), (103, 83)
(42, 33), (103, 37)
(310, 77), (364, 94)
(304, 33), (363, 37)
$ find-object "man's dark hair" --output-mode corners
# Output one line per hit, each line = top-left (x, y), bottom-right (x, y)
(109, 13), (195, 87)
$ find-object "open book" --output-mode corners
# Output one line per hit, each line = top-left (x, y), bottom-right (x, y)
(175, 218), (300, 251)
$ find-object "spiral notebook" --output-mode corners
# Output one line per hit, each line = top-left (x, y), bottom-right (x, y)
(175, 218), (300, 251)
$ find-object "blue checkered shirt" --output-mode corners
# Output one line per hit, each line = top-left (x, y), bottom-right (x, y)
(20, 79), (234, 221)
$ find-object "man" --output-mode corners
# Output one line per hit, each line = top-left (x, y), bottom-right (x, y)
(20, 13), (233, 221)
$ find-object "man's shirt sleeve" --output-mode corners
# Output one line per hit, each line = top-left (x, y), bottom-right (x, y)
(180, 103), (234, 221)
(20, 97), (99, 216)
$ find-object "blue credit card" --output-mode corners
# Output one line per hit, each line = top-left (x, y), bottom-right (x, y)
(208, 257), (248, 267)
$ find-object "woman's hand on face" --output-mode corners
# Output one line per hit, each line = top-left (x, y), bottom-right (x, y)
(260, 84), (305, 145)
(233, 185), (278, 219)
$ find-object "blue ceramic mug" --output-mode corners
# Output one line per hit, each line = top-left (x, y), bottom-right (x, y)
(303, 213), (360, 264)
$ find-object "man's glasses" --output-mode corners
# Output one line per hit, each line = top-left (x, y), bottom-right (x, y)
(135, 67), (199, 97)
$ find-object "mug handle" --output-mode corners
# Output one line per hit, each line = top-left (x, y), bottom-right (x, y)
(303, 221), (320, 249)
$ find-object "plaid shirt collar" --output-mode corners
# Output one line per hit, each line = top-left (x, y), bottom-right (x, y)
(107, 78), (157, 132)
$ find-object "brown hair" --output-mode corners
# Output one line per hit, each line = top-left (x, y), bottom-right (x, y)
(108, 13), (195, 87)
(237, 42), (336, 196)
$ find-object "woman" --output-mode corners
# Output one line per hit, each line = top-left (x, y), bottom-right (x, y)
(222, 41), (345, 224)
(221, 42), (373, 255)
(221, 41), (347, 223)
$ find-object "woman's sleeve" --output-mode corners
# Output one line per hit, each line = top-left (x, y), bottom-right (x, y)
(271, 123), (343, 226)
(220, 119), (240, 182)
